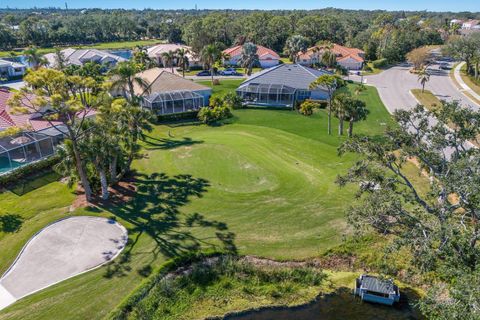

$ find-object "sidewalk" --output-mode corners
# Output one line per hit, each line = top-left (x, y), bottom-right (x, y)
(453, 62), (480, 103)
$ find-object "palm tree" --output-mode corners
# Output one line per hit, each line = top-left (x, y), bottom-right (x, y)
(321, 50), (337, 69)
(23, 46), (47, 70)
(132, 46), (154, 70)
(161, 50), (176, 73)
(309, 74), (341, 135)
(238, 42), (259, 76)
(345, 99), (368, 138)
(332, 93), (351, 135)
(176, 48), (190, 77)
(284, 35), (308, 63)
(417, 67), (430, 93)
(109, 61), (150, 104)
(200, 44), (223, 85)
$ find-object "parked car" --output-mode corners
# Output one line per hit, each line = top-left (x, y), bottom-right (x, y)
(196, 70), (212, 76)
(220, 68), (241, 76)
(439, 63), (451, 70)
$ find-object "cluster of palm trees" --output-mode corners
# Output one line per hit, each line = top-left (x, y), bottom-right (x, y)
(158, 47), (191, 77)
(9, 59), (152, 202)
(309, 74), (368, 137)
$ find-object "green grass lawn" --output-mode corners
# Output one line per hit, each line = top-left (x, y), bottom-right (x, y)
(0, 39), (162, 57)
(197, 79), (244, 96)
(0, 82), (396, 319)
(411, 89), (441, 110)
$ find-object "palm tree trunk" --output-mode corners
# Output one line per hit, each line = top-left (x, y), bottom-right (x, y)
(110, 155), (117, 183)
(211, 66), (214, 85)
(95, 163), (109, 200)
(339, 118), (344, 135)
(348, 119), (354, 138)
(71, 139), (92, 201)
(327, 101), (332, 135)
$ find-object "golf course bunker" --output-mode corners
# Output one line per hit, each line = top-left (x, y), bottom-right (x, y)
(0, 216), (128, 310)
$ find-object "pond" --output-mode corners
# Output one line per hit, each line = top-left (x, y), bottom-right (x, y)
(224, 288), (421, 320)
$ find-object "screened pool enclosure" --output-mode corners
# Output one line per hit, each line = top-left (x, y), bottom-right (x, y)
(236, 83), (312, 108)
(143, 90), (206, 115)
(0, 132), (55, 175)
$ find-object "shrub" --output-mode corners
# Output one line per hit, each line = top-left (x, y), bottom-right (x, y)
(362, 64), (373, 72)
(222, 92), (243, 109)
(299, 100), (321, 116)
(198, 105), (232, 124)
(372, 58), (388, 69)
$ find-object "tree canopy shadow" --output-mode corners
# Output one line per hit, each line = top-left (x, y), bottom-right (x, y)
(93, 172), (236, 278)
(142, 135), (203, 150)
(0, 214), (23, 233)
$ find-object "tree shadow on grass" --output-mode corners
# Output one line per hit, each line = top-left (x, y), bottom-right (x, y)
(92, 172), (237, 278)
(0, 214), (24, 233)
(142, 136), (203, 150)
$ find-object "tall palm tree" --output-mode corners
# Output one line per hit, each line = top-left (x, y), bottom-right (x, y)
(23, 46), (47, 70)
(321, 50), (337, 69)
(109, 61), (150, 104)
(239, 42), (259, 76)
(132, 46), (154, 70)
(200, 44), (223, 85)
(418, 68), (430, 93)
(345, 99), (368, 138)
(161, 50), (175, 73)
(175, 48), (190, 78)
(332, 93), (350, 135)
(284, 35), (308, 63)
(309, 74), (341, 135)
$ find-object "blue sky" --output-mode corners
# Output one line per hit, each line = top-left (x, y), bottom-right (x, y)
(1, 0), (479, 12)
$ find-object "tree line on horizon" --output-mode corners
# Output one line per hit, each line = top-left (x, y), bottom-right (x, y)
(0, 8), (459, 64)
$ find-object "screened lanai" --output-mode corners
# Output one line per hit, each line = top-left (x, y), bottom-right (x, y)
(0, 132), (55, 175)
(236, 83), (297, 107)
(143, 90), (206, 115)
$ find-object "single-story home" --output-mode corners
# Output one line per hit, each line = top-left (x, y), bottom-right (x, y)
(298, 44), (365, 70)
(146, 44), (201, 68)
(124, 68), (211, 115)
(44, 48), (126, 68)
(0, 59), (27, 80)
(223, 45), (280, 69)
(354, 275), (400, 306)
(236, 64), (331, 108)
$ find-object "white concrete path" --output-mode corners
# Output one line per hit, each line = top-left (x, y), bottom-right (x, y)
(0, 216), (128, 311)
(453, 62), (480, 103)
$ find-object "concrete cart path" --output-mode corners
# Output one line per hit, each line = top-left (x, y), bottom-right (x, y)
(0, 216), (128, 310)
(454, 62), (480, 103)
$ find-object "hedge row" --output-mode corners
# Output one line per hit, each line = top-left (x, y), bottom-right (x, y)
(0, 155), (60, 188)
(107, 250), (221, 320)
(156, 111), (198, 122)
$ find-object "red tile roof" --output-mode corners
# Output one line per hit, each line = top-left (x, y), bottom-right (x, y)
(223, 45), (280, 60)
(299, 43), (365, 63)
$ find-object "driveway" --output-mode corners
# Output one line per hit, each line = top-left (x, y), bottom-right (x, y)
(351, 62), (479, 113)
(0, 80), (25, 91)
(0, 216), (128, 310)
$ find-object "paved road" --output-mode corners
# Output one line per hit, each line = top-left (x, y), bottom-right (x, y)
(0, 216), (128, 310)
(351, 62), (479, 113)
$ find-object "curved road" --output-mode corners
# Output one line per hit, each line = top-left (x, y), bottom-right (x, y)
(351, 62), (479, 113)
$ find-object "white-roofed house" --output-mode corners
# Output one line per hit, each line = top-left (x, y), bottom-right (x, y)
(146, 44), (201, 68)
(0, 59), (27, 80)
(44, 48), (126, 68)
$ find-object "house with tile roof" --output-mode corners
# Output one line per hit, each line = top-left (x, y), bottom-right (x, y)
(114, 68), (211, 115)
(0, 59), (27, 80)
(44, 48), (126, 68)
(236, 64), (331, 108)
(146, 43), (201, 67)
(298, 44), (365, 70)
(223, 44), (280, 69)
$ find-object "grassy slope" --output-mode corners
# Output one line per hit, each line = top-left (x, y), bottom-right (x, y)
(460, 64), (480, 97)
(0, 39), (162, 57)
(0, 81), (394, 320)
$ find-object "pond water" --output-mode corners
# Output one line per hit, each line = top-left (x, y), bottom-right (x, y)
(225, 289), (420, 320)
